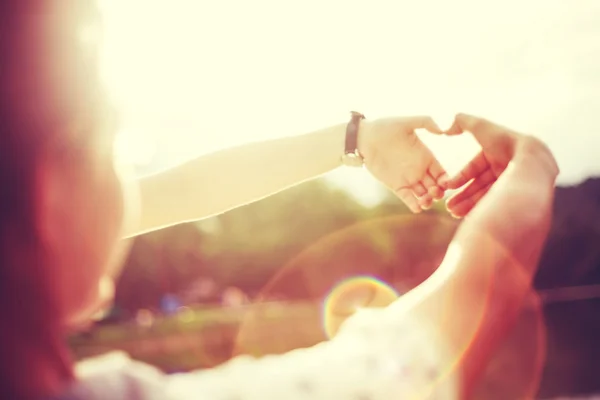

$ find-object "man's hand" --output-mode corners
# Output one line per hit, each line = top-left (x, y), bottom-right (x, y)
(415, 114), (558, 396)
(359, 116), (449, 213)
(443, 113), (559, 218)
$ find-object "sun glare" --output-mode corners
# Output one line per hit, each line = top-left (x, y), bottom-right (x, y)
(97, 1), (482, 189)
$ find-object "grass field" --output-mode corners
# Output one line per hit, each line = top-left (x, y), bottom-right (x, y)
(70, 301), (326, 372)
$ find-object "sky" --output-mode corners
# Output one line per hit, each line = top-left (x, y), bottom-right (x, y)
(98, 0), (600, 206)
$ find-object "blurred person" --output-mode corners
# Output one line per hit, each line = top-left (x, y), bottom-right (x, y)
(0, 1), (558, 400)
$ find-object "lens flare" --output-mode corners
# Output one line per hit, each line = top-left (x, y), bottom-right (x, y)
(234, 214), (457, 357)
(232, 213), (546, 399)
(322, 275), (399, 339)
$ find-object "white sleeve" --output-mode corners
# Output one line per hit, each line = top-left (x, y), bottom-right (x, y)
(167, 307), (459, 400)
(70, 351), (174, 400)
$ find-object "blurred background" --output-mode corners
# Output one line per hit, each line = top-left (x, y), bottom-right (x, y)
(71, 1), (600, 399)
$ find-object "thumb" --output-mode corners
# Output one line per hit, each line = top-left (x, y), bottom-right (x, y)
(445, 113), (511, 146)
(403, 116), (443, 134)
(444, 113), (485, 135)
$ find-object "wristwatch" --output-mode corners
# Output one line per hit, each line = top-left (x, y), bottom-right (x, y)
(340, 111), (366, 167)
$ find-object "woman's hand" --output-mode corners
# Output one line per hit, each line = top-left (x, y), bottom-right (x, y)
(443, 113), (559, 218)
(359, 116), (449, 213)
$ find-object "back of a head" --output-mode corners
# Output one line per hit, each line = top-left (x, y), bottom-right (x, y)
(0, 1), (105, 398)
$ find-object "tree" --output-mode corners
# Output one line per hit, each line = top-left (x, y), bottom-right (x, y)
(115, 223), (207, 312)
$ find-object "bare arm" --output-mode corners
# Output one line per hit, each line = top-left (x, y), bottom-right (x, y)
(440, 144), (557, 395)
(125, 116), (446, 237)
(395, 115), (559, 397)
(131, 124), (346, 236)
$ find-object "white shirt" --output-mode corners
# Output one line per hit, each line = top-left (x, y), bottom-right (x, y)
(65, 307), (458, 400)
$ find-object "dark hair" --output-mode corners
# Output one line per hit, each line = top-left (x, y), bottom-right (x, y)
(0, 1), (105, 398)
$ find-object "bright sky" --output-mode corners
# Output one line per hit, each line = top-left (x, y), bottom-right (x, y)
(99, 0), (600, 206)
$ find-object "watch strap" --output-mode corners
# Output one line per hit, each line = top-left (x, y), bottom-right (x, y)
(344, 111), (365, 155)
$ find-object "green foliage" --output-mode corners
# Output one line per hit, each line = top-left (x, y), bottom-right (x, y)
(115, 177), (454, 311)
(116, 223), (208, 312)
(70, 302), (322, 371)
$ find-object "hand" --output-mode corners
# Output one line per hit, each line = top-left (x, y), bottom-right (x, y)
(359, 116), (449, 213)
(443, 113), (559, 218)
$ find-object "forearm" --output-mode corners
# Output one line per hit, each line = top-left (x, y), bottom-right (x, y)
(414, 139), (558, 397)
(439, 138), (557, 289)
(131, 123), (347, 236)
(462, 139), (558, 277)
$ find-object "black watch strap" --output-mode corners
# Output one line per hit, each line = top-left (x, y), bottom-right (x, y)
(344, 111), (366, 155)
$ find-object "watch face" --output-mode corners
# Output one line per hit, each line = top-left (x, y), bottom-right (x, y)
(342, 153), (364, 167)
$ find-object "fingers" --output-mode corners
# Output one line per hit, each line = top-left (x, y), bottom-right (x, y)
(452, 113), (495, 134)
(446, 152), (489, 189)
(408, 162), (451, 210)
(446, 113), (493, 136)
(446, 168), (496, 210)
(421, 173), (437, 194)
(428, 160), (450, 191)
(445, 113), (516, 149)
(395, 187), (422, 214)
(412, 182), (428, 197)
(404, 116), (443, 134)
(418, 194), (434, 210)
(422, 173), (444, 200)
(446, 181), (493, 218)
(413, 168), (447, 210)
(445, 116), (464, 136)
